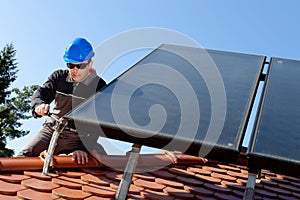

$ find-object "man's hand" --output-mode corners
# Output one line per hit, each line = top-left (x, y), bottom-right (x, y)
(72, 150), (89, 164)
(35, 103), (50, 116)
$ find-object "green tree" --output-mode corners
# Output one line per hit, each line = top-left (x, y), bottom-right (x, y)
(0, 44), (38, 157)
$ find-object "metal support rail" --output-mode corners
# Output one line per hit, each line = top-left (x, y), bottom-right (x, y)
(115, 144), (142, 200)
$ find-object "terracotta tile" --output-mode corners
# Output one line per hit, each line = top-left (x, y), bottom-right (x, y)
(56, 170), (86, 178)
(0, 180), (26, 195)
(269, 176), (290, 185)
(278, 194), (299, 200)
(225, 183), (245, 191)
(260, 179), (278, 187)
(58, 175), (87, 185)
(149, 170), (177, 179)
(279, 183), (300, 193)
(82, 168), (108, 176)
(155, 178), (184, 188)
(202, 166), (227, 174)
(236, 178), (247, 185)
(187, 167), (211, 175)
(52, 177), (82, 189)
(263, 185), (291, 196)
(176, 176), (204, 186)
(203, 183), (232, 194)
(231, 189), (244, 198)
(226, 170), (248, 179)
(134, 178), (165, 191)
(184, 185), (213, 196)
(23, 171), (57, 181)
(104, 172), (123, 181)
(255, 188), (278, 199)
(220, 180), (242, 187)
(195, 194), (217, 200)
(211, 172), (236, 182)
(110, 181), (142, 194)
(0, 173), (30, 183)
(0, 194), (19, 200)
(292, 192), (300, 199)
(290, 180), (300, 188)
(214, 192), (241, 200)
(133, 172), (156, 181)
(240, 169), (248, 175)
(52, 186), (91, 200)
(81, 174), (111, 186)
(278, 174), (300, 183)
(127, 194), (144, 200)
(195, 174), (221, 184)
(82, 184), (116, 198)
(217, 164), (241, 172)
(167, 168), (194, 177)
(141, 190), (174, 200)
(85, 196), (113, 200)
(163, 186), (194, 199)
(17, 189), (58, 200)
(21, 178), (59, 192)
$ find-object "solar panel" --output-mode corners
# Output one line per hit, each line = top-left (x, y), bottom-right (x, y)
(248, 57), (300, 176)
(65, 44), (265, 163)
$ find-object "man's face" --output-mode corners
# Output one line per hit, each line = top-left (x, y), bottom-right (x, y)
(67, 60), (93, 82)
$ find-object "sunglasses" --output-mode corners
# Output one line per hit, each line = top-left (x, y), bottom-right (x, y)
(67, 60), (91, 69)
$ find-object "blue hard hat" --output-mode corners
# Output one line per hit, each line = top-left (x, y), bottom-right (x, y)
(63, 38), (95, 63)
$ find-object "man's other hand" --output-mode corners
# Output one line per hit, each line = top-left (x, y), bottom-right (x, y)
(35, 103), (50, 116)
(72, 150), (89, 164)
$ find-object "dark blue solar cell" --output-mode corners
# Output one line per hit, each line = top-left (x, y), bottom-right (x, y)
(248, 58), (300, 175)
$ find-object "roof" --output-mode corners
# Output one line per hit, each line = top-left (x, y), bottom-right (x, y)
(0, 152), (300, 199)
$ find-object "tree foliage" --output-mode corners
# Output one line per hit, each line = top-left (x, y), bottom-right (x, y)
(0, 44), (38, 157)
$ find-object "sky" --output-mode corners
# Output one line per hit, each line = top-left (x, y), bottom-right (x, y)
(1, 0), (300, 156)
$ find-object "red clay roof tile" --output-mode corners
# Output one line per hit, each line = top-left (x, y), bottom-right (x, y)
(104, 172), (123, 181)
(56, 170), (86, 178)
(24, 171), (57, 180)
(0, 173), (30, 183)
(213, 191), (241, 200)
(52, 177), (82, 189)
(255, 188), (278, 198)
(1, 152), (300, 199)
(52, 186), (92, 199)
(134, 178), (165, 191)
(81, 174), (111, 186)
(141, 190), (174, 200)
(211, 172), (237, 182)
(168, 167), (194, 177)
(134, 172), (156, 181)
(184, 185), (213, 196)
(82, 184), (116, 198)
(195, 174), (222, 184)
(226, 170), (248, 179)
(0, 194), (20, 200)
(175, 175), (204, 186)
(155, 177), (184, 188)
(203, 183), (232, 194)
(149, 169), (177, 179)
(187, 167), (211, 175)
(0, 180), (26, 195)
(17, 189), (58, 200)
(110, 181), (142, 194)
(163, 186), (194, 199)
(21, 178), (59, 192)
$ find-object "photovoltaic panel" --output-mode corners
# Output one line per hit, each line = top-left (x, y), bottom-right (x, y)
(65, 44), (265, 162)
(248, 57), (300, 176)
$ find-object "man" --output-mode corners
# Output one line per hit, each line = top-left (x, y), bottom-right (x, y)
(18, 37), (106, 164)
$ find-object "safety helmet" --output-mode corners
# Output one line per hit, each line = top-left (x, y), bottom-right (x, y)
(63, 37), (95, 63)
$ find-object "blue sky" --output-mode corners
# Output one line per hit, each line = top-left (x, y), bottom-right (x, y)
(2, 0), (300, 155)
